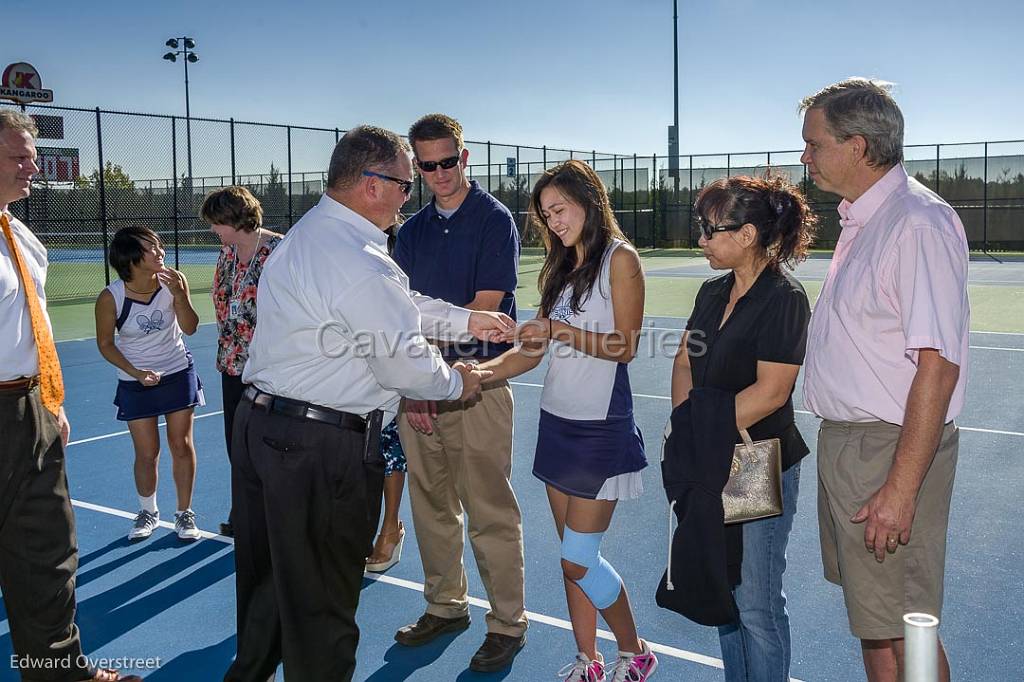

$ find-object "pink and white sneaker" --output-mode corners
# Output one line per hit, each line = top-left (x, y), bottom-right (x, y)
(608, 640), (658, 682)
(558, 652), (606, 681)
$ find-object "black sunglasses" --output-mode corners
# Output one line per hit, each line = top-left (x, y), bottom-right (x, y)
(416, 154), (461, 173)
(362, 170), (413, 196)
(696, 217), (746, 240)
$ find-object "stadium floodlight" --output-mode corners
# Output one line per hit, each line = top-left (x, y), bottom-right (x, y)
(162, 36), (200, 191)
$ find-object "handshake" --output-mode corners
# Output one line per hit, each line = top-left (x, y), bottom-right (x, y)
(452, 360), (493, 402)
(404, 361), (493, 435)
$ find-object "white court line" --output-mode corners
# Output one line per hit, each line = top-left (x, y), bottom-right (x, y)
(67, 410), (223, 447)
(55, 318), (1024, 344)
(636, 327), (1024, 353)
(57, 321), (219, 344)
(65, 386), (1024, 441)
(508, 382), (1024, 438)
(68, 498), (742, 675)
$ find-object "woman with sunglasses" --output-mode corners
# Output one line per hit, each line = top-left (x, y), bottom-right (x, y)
(479, 160), (656, 682)
(670, 173), (817, 682)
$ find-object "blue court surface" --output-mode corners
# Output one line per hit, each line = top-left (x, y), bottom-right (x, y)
(1, 314), (1022, 681)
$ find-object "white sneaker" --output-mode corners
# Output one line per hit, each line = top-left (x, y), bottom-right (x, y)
(558, 652), (606, 681)
(609, 640), (658, 682)
(174, 509), (201, 542)
(128, 510), (159, 540)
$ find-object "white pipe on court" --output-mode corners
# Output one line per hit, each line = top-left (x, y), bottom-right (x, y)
(904, 612), (940, 681)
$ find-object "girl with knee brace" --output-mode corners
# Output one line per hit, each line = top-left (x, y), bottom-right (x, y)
(480, 160), (656, 682)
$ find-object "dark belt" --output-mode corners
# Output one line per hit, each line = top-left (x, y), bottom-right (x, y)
(0, 375), (40, 391)
(243, 385), (368, 433)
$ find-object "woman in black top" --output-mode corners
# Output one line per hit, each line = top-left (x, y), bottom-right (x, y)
(671, 173), (817, 682)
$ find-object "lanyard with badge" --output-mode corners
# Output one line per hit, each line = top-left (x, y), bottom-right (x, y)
(228, 228), (261, 320)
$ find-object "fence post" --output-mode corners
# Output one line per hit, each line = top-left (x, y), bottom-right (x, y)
(171, 116), (180, 269)
(230, 118), (236, 185)
(612, 157), (618, 214)
(487, 141), (491, 193)
(633, 154), (639, 246)
(935, 145), (941, 195)
(688, 156), (694, 249)
(983, 141), (989, 253)
(652, 153), (658, 247)
(287, 126), (294, 228)
(95, 108), (110, 285)
(543, 145), (547, 168)
(515, 146), (521, 229)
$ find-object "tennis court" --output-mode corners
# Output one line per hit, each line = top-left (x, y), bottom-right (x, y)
(1, 252), (1021, 680)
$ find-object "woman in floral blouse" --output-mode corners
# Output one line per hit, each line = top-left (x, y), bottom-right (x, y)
(201, 186), (283, 537)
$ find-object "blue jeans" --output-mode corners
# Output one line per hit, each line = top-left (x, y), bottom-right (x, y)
(717, 461), (801, 682)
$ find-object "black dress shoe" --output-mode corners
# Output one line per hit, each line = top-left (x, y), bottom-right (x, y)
(394, 613), (471, 647)
(469, 632), (527, 672)
(219, 522), (234, 537)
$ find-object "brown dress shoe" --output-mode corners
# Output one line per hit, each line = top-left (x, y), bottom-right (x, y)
(469, 632), (527, 672)
(394, 612), (471, 646)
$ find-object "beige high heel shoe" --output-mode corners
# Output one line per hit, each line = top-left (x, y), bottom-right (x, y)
(366, 521), (405, 572)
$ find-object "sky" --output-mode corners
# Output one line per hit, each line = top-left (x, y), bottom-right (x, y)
(5, 0), (1023, 159)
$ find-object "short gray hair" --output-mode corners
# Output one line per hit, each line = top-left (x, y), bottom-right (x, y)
(327, 125), (411, 190)
(0, 109), (38, 138)
(799, 78), (903, 168)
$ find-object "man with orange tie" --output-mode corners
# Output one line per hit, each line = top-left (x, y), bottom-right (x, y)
(0, 110), (141, 681)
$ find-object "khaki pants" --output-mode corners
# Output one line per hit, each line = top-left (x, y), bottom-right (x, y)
(817, 420), (959, 640)
(398, 381), (527, 637)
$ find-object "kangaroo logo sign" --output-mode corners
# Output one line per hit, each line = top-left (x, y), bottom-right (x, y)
(1, 63), (54, 104)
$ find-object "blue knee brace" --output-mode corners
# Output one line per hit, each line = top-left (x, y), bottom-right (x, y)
(561, 527), (622, 610)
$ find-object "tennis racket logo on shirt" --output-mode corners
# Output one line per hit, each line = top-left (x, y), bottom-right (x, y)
(136, 310), (165, 335)
(550, 304), (572, 322)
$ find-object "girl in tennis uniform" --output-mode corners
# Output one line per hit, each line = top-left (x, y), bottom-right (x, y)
(479, 160), (657, 682)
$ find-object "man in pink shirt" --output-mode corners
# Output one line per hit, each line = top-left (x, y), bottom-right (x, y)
(800, 78), (969, 682)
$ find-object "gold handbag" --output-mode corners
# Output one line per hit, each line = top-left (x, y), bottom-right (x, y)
(722, 429), (783, 525)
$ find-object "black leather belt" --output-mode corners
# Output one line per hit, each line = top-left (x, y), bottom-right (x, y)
(0, 375), (40, 391)
(243, 385), (368, 433)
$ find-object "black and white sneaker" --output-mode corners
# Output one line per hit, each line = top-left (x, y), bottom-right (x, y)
(174, 509), (201, 542)
(128, 510), (159, 541)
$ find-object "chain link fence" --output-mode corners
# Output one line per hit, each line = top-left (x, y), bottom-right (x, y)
(5, 102), (1022, 303)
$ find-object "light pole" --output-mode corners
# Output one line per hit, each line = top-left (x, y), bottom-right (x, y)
(671, 0), (680, 195)
(162, 37), (198, 186)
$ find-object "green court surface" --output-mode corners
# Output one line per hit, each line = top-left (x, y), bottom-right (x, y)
(46, 251), (1024, 340)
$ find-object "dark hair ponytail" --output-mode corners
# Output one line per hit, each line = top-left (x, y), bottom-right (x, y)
(694, 171), (818, 270)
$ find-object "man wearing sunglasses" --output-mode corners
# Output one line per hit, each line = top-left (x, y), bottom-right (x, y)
(226, 125), (514, 682)
(391, 114), (527, 672)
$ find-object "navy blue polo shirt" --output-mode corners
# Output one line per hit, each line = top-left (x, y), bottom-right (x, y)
(394, 180), (519, 360)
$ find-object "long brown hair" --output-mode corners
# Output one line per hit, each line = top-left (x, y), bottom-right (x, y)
(531, 160), (628, 316)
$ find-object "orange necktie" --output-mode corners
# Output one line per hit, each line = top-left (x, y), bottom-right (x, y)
(1, 213), (64, 415)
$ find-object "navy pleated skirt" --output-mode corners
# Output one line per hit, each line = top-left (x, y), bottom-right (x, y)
(533, 408), (646, 499)
(113, 362), (205, 421)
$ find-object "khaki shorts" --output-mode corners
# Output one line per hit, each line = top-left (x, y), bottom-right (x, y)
(817, 420), (959, 640)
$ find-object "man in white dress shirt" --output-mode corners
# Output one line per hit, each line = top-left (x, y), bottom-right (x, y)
(224, 125), (509, 682)
(0, 110), (141, 681)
